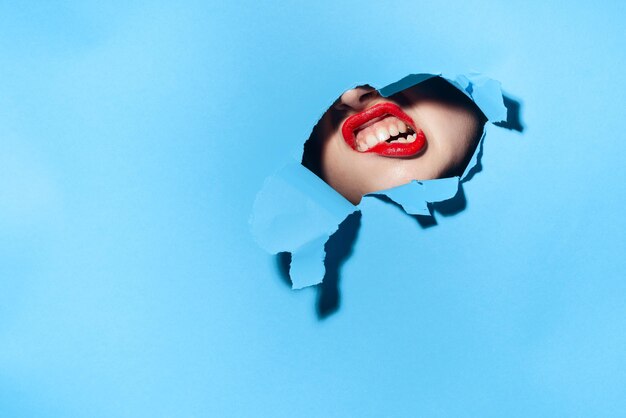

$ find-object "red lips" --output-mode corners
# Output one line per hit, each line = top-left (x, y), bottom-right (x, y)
(341, 102), (426, 157)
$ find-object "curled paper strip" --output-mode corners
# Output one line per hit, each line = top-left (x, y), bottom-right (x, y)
(250, 163), (357, 289)
(250, 72), (507, 289)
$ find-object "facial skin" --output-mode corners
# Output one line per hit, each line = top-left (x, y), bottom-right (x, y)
(302, 77), (487, 204)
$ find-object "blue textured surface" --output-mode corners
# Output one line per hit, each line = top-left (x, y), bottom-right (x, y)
(1, 1), (625, 417)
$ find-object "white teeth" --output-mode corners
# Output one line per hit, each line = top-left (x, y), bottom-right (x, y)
(376, 127), (390, 141)
(365, 134), (378, 149)
(354, 119), (417, 152)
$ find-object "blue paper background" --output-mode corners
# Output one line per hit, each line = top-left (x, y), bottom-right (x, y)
(1, 1), (625, 417)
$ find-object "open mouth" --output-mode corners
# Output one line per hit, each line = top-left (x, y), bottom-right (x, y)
(341, 102), (426, 157)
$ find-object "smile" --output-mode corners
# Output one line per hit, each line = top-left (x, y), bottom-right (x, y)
(341, 102), (426, 157)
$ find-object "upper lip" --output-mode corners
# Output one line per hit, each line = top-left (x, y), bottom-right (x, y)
(341, 102), (417, 148)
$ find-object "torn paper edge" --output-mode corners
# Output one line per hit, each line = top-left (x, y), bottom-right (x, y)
(250, 162), (358, 289)
(250, 72), (507, 289)
(365, 177), (461, 216)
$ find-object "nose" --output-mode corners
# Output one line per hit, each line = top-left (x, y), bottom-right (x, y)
(336, 85), (379, 111)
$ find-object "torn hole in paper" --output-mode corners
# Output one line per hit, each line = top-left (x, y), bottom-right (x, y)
(251, 72), (510, 305)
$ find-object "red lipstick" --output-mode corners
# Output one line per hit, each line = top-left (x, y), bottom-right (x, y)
(341, 102), (426, 157)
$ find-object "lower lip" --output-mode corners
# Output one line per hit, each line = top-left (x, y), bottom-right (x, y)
(341, 102), (427, 157)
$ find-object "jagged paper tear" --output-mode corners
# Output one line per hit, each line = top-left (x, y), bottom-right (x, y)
(366, 177), (461, 216)
(250, 162), (357, 289)
(250, 72), (506, 289)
